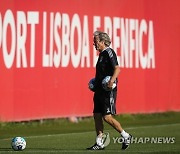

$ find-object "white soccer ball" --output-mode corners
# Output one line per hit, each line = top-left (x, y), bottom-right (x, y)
(102, 76), (116, 91)
(88, 78), (96, 92)
(11, 137), (26, 151)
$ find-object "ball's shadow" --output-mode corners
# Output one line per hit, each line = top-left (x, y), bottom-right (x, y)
(0, 148), (13, 151)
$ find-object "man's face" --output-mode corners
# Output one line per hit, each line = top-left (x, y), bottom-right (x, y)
(93, 36), (105, 52)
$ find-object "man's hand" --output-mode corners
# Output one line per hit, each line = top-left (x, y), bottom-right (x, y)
(107, 80), (114, 89)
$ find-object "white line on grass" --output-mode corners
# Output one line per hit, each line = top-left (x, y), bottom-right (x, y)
(1, 123), (180, 141)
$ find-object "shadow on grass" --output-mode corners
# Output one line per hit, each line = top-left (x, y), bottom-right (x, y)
(0, 148), (13, 151)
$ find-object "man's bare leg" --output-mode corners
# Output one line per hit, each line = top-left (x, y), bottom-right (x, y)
(103, 114), (130, 139)
(94, 113), (104, 135)
(103, 114), (123, 133)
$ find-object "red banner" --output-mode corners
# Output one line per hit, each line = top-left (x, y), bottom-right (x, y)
(0, 0), (180, 121)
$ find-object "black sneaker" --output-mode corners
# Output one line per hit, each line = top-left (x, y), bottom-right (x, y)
(121, 134), (132, 150)
(86, 143), (105, 150)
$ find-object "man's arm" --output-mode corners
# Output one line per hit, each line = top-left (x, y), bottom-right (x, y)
(108, 65), (120, 88)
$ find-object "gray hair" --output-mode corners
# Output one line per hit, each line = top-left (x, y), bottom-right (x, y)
(93, 31), (111, 47)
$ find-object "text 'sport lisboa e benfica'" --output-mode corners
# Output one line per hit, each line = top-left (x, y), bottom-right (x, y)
(0, 10), (155, 69)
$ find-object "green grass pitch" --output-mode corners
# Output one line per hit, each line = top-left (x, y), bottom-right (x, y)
(0, 112), (180, 153)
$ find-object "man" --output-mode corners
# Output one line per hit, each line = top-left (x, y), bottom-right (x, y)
(87, 31), (132, 150)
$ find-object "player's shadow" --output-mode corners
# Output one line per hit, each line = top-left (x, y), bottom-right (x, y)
(27, 147), (84, 151)
(0, 147), (85, 152)
(27, 147), (62, 150)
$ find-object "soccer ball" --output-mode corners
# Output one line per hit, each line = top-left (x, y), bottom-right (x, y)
(88, 78), (96, 92)
(102, 76), (116, 91)
(11, 137), (26, 151)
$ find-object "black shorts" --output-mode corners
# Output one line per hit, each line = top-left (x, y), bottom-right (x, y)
(93, 89), (117, 115)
